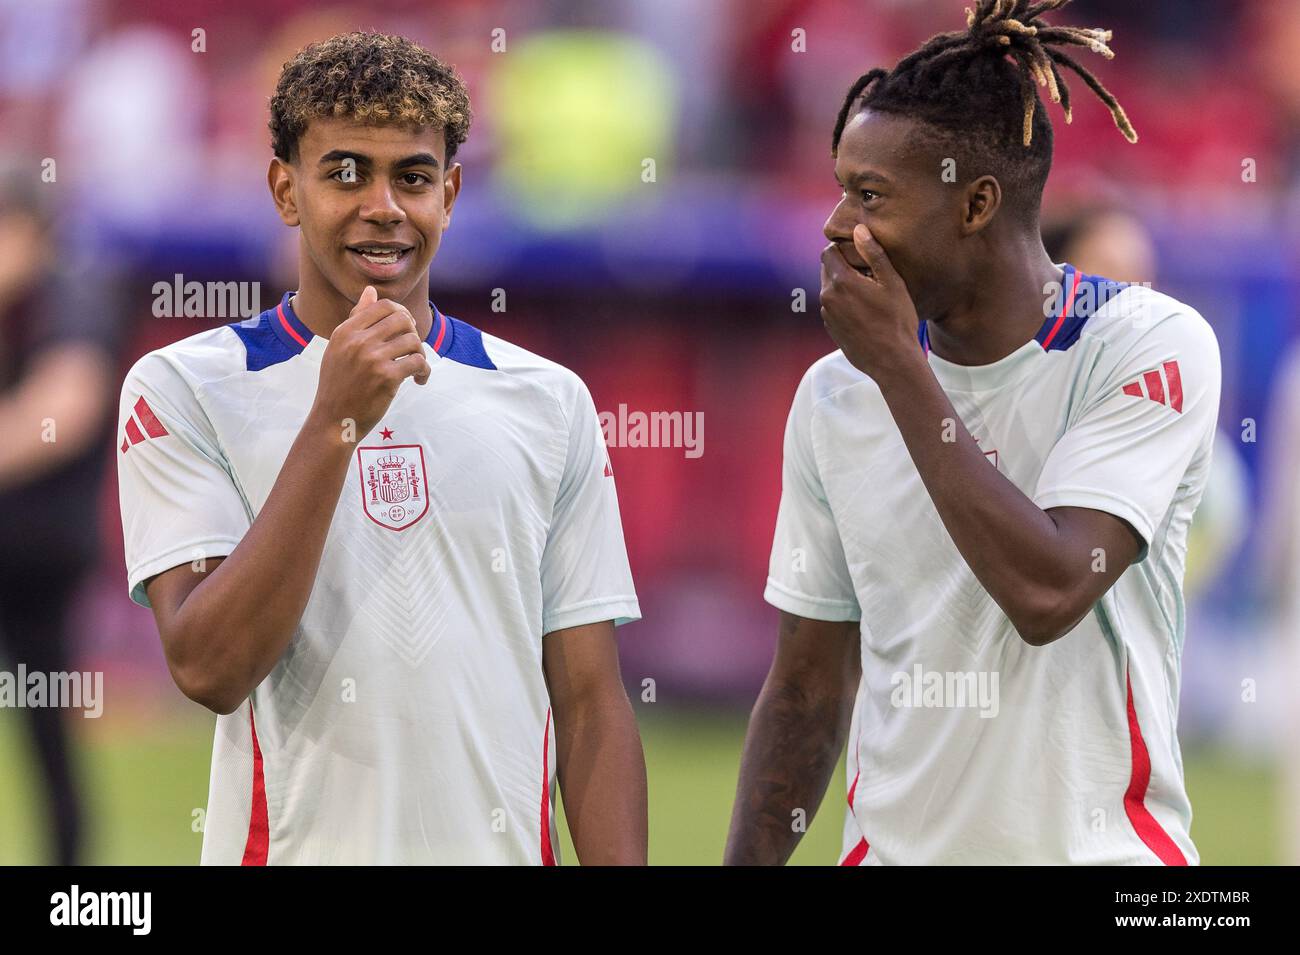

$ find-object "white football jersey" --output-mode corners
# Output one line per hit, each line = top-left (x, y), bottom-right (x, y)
(117, 293), (640, 865)
(766, 265), (1220, 865)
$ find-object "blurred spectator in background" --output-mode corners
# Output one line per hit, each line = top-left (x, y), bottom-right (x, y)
(0, 160), (121, 863)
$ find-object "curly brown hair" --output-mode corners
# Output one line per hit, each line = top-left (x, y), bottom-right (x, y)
(269, 32), (472, 164)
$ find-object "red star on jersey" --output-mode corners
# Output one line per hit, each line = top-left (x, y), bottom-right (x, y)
(380, 427), (394, 440)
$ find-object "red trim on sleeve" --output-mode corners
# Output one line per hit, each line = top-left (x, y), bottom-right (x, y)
(241, 707), (270, 865)
(1123, 671), (1188, 865)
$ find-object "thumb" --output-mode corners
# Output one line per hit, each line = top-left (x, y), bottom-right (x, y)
(356, 285), (378, 309)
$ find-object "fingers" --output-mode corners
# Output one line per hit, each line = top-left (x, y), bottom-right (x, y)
(818, 304), (846, 350)
(378, 330), (432, 387)
(851, 225), (899, 286)
(347, 296), (418, 333)
(820, 242), (852, 287)
(368, 310), (419, 343)
(392, 351), (431, 386)
(378, 331), (425, 361)
(343, 284), (382, 325)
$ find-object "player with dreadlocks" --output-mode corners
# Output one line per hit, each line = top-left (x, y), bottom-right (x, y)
(726, 0), (1218, 865)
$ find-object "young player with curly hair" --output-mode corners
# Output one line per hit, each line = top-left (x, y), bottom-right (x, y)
(117, 32), (646, 865)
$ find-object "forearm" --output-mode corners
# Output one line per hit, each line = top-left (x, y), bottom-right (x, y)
(553, 690), (648, 865)
(875, 357), (1089, 633)
(165, 411), (355, 711)
(724, 675), (851, 865)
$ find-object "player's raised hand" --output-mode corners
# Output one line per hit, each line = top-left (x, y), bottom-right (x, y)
(819, 225), (923, 382)
(312, 285), (432, 440)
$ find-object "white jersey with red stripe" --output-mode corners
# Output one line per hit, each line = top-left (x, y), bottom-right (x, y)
(765, 265), (1220, 865)
(117, 292), (640, 865)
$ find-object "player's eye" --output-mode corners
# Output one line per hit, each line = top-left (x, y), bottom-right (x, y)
(399, 172), (432, 186)
(329, 168), (360, 183)
(860, 190), (880, 203)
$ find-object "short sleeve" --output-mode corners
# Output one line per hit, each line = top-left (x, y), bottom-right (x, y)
(763, 367), (862, 621)
(117, 354), (250, 607)
(539, 378), (640, 634)
(1032, 309), (1222, 560)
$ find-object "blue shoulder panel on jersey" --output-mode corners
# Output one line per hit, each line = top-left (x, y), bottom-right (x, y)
(1037, 265), (1130, 353)
(229, 310), (299, 372)
(233, 296), (496, 372)
(441, 315), (497, 370)
(920, 264), (1129, 359)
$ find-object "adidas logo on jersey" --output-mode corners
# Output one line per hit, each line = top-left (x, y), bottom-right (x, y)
(120, 397), (169, 453)
(1121, 360), (1183, 413)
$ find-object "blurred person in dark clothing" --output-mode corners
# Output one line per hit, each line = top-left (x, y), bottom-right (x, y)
(0, 162), (119, 864)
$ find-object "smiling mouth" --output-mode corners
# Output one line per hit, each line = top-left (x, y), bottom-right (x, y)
(347, 245), (413, 265)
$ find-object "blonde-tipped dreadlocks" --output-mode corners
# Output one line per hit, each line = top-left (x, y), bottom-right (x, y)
(964, 0), (1137, 145)
(831, 0), (1136, 221)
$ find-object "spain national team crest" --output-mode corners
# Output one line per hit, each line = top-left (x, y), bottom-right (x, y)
(357, 444), (430, 531)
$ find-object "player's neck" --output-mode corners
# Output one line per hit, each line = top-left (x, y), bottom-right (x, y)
(292, 273), (435, 341)
(923, 241), (1063, 367)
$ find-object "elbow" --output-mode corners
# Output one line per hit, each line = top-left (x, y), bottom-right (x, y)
(163, 635), (246, 715)
(1012, 621), (1067, 649)
(1007, 585), (1091, 648)
(172, 663), (244, 715)
(195, 687), (245, 717)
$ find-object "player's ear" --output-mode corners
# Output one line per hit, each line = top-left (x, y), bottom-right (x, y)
(960, 174), (1001, 236)
(441, 162), (462, 230)
(268, 157), (300, 227)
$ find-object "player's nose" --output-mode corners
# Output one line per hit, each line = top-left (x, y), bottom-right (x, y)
(358, 181), (406, 226)
(822, 197), (858, 244)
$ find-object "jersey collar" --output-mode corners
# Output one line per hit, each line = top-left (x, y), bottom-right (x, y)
(918, 259), (1135, 368)
(271, 291), (455, 358)
(917, 263), (1084, 358)
(918, 263), (1103, 392)
(1034, 264), (1082, 350)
